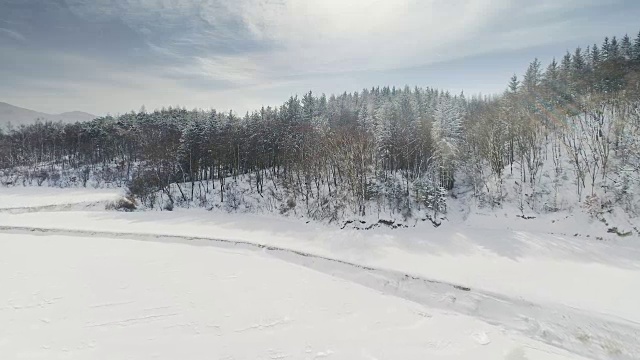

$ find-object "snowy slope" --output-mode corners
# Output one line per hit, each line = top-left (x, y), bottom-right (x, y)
(0, 233), (585, 360)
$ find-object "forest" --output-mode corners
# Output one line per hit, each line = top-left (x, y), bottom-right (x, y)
(1, 31), (640, 224)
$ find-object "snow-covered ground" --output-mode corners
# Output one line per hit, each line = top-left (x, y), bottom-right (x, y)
(1, 190), (639, 359)
(0, 232), (587, 360)
(0, 186), (120, 210)
(3, 209), (638, 322)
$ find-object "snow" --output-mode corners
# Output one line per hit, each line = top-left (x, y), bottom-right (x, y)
(0, 187), (120, 210)
(0, 233), (585, 360)
(1, 190), (639, 359)
(2, 209), (638, 325)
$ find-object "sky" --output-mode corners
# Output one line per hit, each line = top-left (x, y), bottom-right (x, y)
(0, 0), (639, 116)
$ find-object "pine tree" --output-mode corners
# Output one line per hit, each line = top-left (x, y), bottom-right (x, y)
(542, 59), (559, 97)
(572, 47), (588, 92)
(634, 31), (640, 62)
(314, 94), (328, 128)
(559, 52), (574, 105)
(602, 37), (611, 60)
(302, 91), (314, 124)
(572, 47), (586, 73)
(621, 34), (633, 60)
(590, 44), (601, 66)
(432, 94), (462, 189)
(432, 94), (463, 154)
(610, 36), (620, 59)
(544, 59), (559, 83)
(561, 51), (572, 73)
(373, 101), (393, 165)
(508, 74), (519, 93)
(523, 58), (542, 92)
(284, 96), (302, 124)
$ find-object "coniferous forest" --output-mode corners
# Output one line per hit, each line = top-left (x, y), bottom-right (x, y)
(1, 32), (640, 224)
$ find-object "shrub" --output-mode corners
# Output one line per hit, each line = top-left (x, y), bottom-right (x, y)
(105, 196), (137, 212)
(127, 170), (164, 208)
(36, 170), (48, 186)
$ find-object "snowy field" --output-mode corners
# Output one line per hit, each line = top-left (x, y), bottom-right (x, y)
(0, 187), (120, 210)
(0, 233), (586, 360)
(1, 190), (639, 359)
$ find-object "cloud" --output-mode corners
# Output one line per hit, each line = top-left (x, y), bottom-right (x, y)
(59, 0), (630, 77)
(0, 27), (25, 41)
(0, 0), (638, 115)
(239, 0), (623, 72)
(185, 56), (264, 85)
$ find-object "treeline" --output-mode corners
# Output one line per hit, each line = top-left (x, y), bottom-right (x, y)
(0, 88), (460, 220)
(1, 31), (640, 221)
(464, 33), (640, 215)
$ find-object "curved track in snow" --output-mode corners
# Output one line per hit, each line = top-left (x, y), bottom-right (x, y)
(0, 224), (638, 360)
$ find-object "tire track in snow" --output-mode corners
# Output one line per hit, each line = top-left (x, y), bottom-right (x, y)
(0, 225), (638, 360)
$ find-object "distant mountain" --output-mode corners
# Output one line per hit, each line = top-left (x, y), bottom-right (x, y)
(0, 102), (96, 128)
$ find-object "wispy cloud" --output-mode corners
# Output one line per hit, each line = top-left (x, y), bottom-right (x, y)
(0, 0), (638, 114)
(59, 0), (636, 75)
(0, 27), (25, 41)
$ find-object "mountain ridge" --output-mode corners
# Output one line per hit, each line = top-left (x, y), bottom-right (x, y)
(0, 101), (96, 127)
